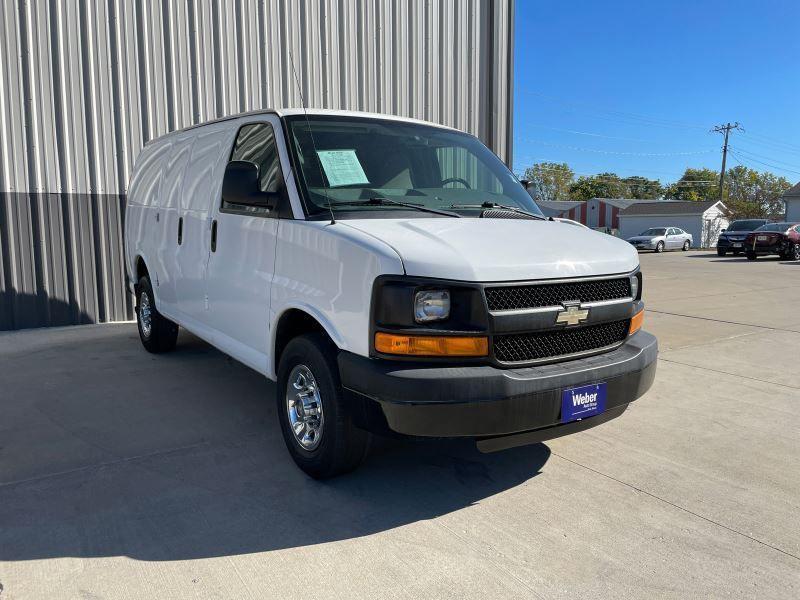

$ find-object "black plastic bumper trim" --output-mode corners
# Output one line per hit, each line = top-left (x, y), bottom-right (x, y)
(339, 331), (657, 438)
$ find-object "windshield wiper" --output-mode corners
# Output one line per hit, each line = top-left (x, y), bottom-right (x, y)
(323, 197), (461, 218)
(449, 201), (545, 220)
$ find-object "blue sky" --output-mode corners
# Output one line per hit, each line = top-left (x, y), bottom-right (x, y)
(513, 0), (800, 185)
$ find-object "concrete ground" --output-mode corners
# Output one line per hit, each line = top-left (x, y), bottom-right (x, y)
(0, 251), (798, 599)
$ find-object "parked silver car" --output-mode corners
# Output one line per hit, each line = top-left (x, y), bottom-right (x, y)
(627, 227), (692, 252)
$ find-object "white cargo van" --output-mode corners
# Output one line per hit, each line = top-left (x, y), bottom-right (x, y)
(125, 109), (657, 478)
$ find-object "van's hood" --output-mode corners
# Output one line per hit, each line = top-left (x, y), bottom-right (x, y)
(342, 218), (639, 281)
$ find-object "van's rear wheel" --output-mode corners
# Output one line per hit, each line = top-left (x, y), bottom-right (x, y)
(136, 276), (178, 353)
(277, 333), (370, 479)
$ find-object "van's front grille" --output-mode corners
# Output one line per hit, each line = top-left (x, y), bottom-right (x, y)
(493, 320), (630, 364)
(485, 278), (631, 311)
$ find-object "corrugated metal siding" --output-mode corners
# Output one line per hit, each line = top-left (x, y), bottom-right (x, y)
(0, 0), (514, 330)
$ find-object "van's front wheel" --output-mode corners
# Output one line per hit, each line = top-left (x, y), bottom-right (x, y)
(277, 333), (370, 479)
(136, 276), (178, 353)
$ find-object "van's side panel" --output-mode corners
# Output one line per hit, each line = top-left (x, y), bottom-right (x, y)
(269, 220), (404, 380)
(125, 140), (170, 296)
(174, 123), (237, 323)
(153, 130), (196, 312)
(202, 116), (288, 375)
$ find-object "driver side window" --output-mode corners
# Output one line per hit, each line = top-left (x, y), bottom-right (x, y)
(224, 122), (288, 217)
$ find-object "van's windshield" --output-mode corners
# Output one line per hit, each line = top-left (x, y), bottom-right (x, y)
(284, 115), (543, 218)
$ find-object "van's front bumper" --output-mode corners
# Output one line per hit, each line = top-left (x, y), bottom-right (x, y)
(338, 331), (657, 440)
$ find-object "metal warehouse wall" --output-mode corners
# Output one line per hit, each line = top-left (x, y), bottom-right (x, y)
(0, 0), (515, 331)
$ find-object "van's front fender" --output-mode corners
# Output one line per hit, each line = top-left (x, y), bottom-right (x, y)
(269, 220), (404, 379)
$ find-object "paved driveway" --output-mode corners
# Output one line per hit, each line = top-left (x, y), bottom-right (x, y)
(1, 252), (798, 599)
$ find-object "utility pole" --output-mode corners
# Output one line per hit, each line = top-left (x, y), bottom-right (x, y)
(712, 122), (743, 202)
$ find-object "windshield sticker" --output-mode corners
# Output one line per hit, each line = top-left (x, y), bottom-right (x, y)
(316, 149), (369, 187)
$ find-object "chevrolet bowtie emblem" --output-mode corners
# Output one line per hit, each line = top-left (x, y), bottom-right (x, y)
(555, 304), (589, 326)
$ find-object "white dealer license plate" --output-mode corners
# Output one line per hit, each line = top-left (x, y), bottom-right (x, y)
(733, 242), (742, 248)
(757, 235), (768, 241)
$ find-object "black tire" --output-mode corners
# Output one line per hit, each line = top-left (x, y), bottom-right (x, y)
(655, 241), (664, 253)
(277, 333), (371, 479)
(746, 251), (757, 261)
(136, 276), (179, 353)
(682, 240), (690, 251)
(717, 248), (726, 257)
(793, 244), (800, 261)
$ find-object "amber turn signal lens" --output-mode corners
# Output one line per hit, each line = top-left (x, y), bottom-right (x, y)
(375, 332), (489, 357)
(629, 308), (644, 335)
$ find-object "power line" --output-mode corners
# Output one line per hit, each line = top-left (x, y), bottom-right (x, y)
(517, 164), (717, 185)
(736, 136), (800, 157)
(742, 131), (800, 153)
(512, 157), (720, 183)
(730, 147), (800, 170)
(728, 150), (800, 176)
(515, 137), (717, 157)
(513, 156), (714, 179)
(521, 89), (708, 130)
(515, 123), (667, 144)
(511, 164), (720, 188)
(519, 88), (800, 159)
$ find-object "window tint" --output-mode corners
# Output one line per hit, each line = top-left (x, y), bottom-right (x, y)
(225, 123), (285, 215)
(728, 219), (765, 232)
(756, 222), (790, 232)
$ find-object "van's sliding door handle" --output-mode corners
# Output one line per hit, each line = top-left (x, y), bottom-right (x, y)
(210, 219), (218, 252)
(177, 217), (183, 245)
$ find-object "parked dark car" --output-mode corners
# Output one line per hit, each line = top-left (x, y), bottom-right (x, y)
(717, 219), (768, 256)
(744, 222), (800, 260)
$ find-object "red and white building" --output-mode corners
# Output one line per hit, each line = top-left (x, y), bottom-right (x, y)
(533, 197), (663, 231)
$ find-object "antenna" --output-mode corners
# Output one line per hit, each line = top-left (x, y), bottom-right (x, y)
(288, 51), (336, 225)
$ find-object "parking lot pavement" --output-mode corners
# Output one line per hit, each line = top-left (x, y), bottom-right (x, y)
(1, 252), (798, 599)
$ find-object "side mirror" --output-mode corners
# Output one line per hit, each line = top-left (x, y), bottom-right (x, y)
(720, 228), (726, 232)
(519, 178), (532, 190)
(222, 161), (277, 208)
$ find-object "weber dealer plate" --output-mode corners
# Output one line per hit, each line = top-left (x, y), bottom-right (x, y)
(561, 383), (607, 423)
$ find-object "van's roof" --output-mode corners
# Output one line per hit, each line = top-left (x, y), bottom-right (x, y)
(157, 108), (461, 141)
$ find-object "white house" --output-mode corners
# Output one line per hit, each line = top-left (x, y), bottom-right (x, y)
(783, 182), (800, 221)
(617, 200), (729, 248)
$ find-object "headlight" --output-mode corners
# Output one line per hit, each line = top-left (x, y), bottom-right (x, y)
(414, 290), (450, 323)
(630, 272), (642, 300)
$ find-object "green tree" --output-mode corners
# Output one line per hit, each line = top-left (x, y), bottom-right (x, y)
(725, 166), (791, 218)
(623, 175), (663, 199)
(663, 168), (719, 202)
(568, 172), (628, 200)
(522, 162), (575, 202)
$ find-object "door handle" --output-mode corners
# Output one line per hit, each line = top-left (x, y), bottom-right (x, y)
(177, 217), (183, 245)
(211, 219), (218, 252)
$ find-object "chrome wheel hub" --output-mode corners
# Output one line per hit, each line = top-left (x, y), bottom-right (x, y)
(286, 365), (324, 450)
(139, 291), (152, 338)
